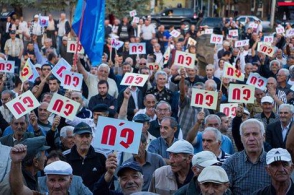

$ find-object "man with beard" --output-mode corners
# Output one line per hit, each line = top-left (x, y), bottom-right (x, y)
(148, 140), (194, 195)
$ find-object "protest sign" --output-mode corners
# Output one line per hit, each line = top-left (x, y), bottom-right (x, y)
(257, 43), (274, 57)
(205, 29), (213, 34)
(61, 71), (83, 91)
(220, 103), (238, 118)
(264, 36), (274, 43)
(129, 43), (146, 55)
(67, 40), (84, 54)
(173, 50), (195, 69)
(129, 10), (137, 17)
(234, 39), (249, 47)
(210, 34), (223, 44)
(223, 62), (244, 81)
(170, 29), (181, 38)
(276, 26), (285, 34)
(246, 73), (267, 91)
(147, 63), (161, 71)
(228, 84), (255, 103)
(20, 59), (33, 82)
(0, 60), (15, 73)
(111, 38), (124, 50)
(52, 58), (72, 82)
(229, 29), (238, 37)
(187, 37), (197, 45)
(39, 16), (49, 27)
(120, 73), (149, 87)
(191, 89), (218, 110)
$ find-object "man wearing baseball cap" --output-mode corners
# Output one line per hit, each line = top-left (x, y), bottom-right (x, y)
(148, 140), (194, 195)
(254, 96), (279, 129)
(253, 148), (294, 195)
(93, 159), (144, 195)
(198, 166), (230, 195)
(174, 151), (220, 195)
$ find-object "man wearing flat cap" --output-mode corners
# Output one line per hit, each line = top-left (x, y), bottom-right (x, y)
(93, 159), (144, 195)
(253, 148), (294, 195)
(198, 166), (230, 195)
(10, 150), (74, 195)
(148, 140), (194, 195)
(174, 151), (221, 195)
(1, 137), (49, 194)
(63, 122), (107, 192)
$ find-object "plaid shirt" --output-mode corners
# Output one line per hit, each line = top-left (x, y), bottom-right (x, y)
(2, 73), (14, 90)
(222, 150), (271, 195)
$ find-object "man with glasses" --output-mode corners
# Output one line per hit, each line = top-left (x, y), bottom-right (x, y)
(32, 64), (52, 99)
(148, 101), (183, 139)
(277, 68), (292, 94)
(253, 148), (294, 194)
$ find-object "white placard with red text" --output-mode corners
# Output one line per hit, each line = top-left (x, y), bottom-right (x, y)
(205, 29), (213, 34)
(191, 89), (218, 110)
(229, 29), (238, 37)
(257, 43), (275, 57)
(234, 39), (249, 47)
(220, 103), (238, 118)
(173, 50), (195, 69)
(47, 93), (80, 121)
(111, 39), (124, 50)
(52, 58), (72, 82)
(0, 60), (15, 73)
(246, 72), (268, 91)
(129, 43), (146, 55)
(249, 23), (258, 28)
(228, 84), (255, 104)
(223, 62), (245, 81)
(210, 34), (223, 44)
(129, 10), (137, 17)
(67, 40), (84, 54)
(264, 36), (274, 43)
(93, 116), (142, 154)
(120, 73), (149, 87)
(147, 63), (161, 71)
(132, 17), (140, 24)
(61, 71), (83, 91)
(39, 16), (49, 27)
(170, 29), (181, 38)
(187, 37), (197, 45)
(276, 27), (285, 34)
(6, 91), (40, 119)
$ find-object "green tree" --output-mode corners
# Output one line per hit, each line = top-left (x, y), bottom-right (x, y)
(106, 0), (151, 19)
(34, 0), (77, 14)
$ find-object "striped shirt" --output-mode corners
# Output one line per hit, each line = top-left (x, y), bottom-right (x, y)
(222, 150), (271, 195)
(266, 90), (287, 113)
(218, 150), (231, 164)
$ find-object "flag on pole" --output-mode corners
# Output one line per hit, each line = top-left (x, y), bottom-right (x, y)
(20, 59), (33, 82)
(72, 0), (105, 65)
(163, 46), (170, 65)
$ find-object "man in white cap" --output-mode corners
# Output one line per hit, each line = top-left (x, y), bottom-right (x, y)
(254, 96), (279, 129)
(10, 144), (73, 195)
(148, 140), (194, 195)
(253, 148), (294, 194)
(30, 14), (44, 49)
(174, 151), (220, 195)
(198, 166), (230, 195)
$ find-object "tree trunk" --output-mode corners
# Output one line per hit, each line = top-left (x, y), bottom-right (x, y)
(12, 4), (23, 18)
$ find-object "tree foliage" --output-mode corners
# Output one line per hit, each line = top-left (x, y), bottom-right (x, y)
(106, 0), (151, 19)
(34, 0), (77, 13)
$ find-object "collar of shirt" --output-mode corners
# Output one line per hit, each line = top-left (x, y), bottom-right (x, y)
(261, 112), (276, 119)
(243, 150), (266, 163)
(281, 120), (292, 130)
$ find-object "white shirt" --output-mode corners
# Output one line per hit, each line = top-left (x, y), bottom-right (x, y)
(281, 122), (291, 141)
(141, 24), (155, 40)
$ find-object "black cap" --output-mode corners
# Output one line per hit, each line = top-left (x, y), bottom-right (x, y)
(73, 122), (92, 135)
(21, 137), (50, 162)
(117, 161), (143, 177)
(10, 30), (16, 34)
(133, 114), (150, 123)
(92, 104), (109, 113)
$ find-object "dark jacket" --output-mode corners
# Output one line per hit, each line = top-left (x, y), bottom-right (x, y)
(266, 121), (292, 149)
(174, 177), (201, 195)
(64, 145), (106, 191)
(253, 180), (294, 195)
(93, 174), (122, 195)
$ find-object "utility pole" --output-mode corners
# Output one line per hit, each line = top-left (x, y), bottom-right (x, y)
(270, 0), (276, 29)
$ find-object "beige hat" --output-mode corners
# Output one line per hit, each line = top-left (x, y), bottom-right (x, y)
(198, 166), (229, 184)
(166, 140), (194, 155)
(192, 151), (220, 167)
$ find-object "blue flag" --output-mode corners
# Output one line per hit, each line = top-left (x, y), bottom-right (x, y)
(72, 0), (105, 65)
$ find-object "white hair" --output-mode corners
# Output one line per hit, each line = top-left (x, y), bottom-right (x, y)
(278, 68), (290, 77)
(60, 126), (74, 138)
(204, 114), (221, 126)
(98, 63), (110, 72)
(155, 70), (167, 80)
(203, 127), (222, 142)
(269, 60), (281, 70)
(239, 118), (265, 136)
(279, 104), (294, 114)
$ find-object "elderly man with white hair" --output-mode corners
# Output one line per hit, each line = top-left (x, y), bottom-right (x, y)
(203, 64), (221, 90)
(222, 119), (271, 195)
(277, 68), (292, 94)
(77, 59), (118, 100)
(60, 126), (75, 151)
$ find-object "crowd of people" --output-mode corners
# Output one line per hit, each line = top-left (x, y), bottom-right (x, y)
(0, 9), (294, 195)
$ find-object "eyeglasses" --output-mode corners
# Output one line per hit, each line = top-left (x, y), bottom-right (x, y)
(139, 63), (146, 65)
(276, 74), (286, 77)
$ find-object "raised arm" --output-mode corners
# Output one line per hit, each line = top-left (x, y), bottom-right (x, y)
(186, 111), (205, 143)
(9, 144), (33, 195)
(118, 87), (131, 120)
